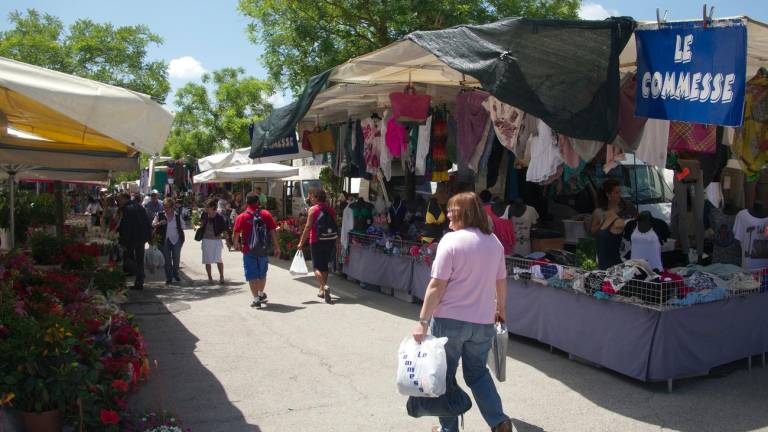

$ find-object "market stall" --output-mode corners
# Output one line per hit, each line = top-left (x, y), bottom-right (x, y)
(248, 15), (768, 387)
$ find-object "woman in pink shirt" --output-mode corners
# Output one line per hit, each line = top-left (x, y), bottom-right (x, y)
(412, 192), (512, 432)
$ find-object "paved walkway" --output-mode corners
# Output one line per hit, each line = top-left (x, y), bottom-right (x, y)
(126, 230), (768, 432)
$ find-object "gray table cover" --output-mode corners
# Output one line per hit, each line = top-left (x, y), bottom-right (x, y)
(410, 262), (432, 299)
(345, 245), (413, 292)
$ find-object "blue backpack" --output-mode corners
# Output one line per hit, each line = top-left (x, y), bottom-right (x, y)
(247, 210), (272, 256)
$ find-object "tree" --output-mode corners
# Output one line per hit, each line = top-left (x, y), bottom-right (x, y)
(239, 0), (580, 91)
(0, 9), (170, 102)
(163, 67), (273, 158)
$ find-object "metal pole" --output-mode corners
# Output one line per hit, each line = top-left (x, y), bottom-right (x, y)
(8, 171), (15, 250)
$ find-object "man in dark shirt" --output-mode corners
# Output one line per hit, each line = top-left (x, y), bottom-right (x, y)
(118, 193), (152, 290)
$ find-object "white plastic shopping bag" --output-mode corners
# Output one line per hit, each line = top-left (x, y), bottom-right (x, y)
(396, 335), (448, 397)
(289, 251), (309, 275)
(145, 246), (165, 273)
(487, 322), (508, 382)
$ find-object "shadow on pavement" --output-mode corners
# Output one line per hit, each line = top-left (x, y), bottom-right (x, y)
(512, 418), (545, 432)
(505, 334), (768, 432)
(132, 269), (247, 304)
(256, 303), (306, 313)
(268, 258), (422, 320)
(126, 281), (260, 432)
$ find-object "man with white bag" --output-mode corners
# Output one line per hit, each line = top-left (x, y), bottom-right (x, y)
(411, 192), (513, 432)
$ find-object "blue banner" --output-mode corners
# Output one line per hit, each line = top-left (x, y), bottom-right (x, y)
(635, 21), (746, 126)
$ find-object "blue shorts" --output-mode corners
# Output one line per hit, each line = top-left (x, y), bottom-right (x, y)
(243, 253), (269, 281)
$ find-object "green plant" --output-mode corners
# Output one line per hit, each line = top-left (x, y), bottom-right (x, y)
(319, 166), (343, 209)
(28, 231), (66, 265)
(575, 237), (598, 271)
(91, 267), (126, 296)
(28, 193), (58, 227)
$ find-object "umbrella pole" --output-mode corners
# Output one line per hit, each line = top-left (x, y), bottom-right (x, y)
(8, 171), (15, 250)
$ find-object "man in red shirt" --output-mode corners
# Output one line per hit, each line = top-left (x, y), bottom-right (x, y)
(232, 192), (280, 308)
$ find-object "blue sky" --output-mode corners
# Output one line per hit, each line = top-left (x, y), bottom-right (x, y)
(1, 0), (766, 108)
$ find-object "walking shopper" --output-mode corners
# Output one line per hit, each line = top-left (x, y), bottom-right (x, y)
(117, 193), (152, 290)
(200, 199), (227, 284)
(154, 198), (185, 285)
(232, 192), (280, 308)
(297, 190), (340, 303)
(412, 192), (513, 432)
(144, 191), (163, 221)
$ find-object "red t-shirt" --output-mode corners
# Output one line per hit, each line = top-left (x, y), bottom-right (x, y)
(233, 205), (277, 254)
(308, 204), (337, 244)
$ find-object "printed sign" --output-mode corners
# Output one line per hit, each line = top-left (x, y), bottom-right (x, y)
(635, 21), (747, 126)
(259, 132), (299, 158)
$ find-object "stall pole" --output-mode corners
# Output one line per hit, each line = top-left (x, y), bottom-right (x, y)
(54, 180), (64, 240)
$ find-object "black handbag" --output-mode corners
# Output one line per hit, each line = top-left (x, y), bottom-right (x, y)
(194, 227), (205, 241)
(406, 385), (472, 418)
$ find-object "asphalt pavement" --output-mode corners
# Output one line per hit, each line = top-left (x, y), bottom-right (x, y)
(125, 230), (768, 432)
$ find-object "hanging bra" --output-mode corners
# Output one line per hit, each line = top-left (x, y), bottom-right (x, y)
(425, 200), (446, 225)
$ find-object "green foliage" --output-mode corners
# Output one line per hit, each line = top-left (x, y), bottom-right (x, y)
(0, 191), (64, 245)
(575, 237), (597, 270)
(163, 67), (274, 159)
(28, 231), (66, 265)
(319, 166), (343, 207)
(238, 0), (580, 91)
(0, 9), (170, 102)
(91, 267), (126, 296)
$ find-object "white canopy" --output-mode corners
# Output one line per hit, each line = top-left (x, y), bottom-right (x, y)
(193, 162), (299, 184)
(619, 16), (768, 77)
(197, 146), (313, 172)
(0, 56), (174, 156)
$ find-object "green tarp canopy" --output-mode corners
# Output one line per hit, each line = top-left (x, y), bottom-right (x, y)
(250, 17), (636, 158)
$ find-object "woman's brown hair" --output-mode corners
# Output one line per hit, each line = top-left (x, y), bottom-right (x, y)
(447, 192), (492, 235)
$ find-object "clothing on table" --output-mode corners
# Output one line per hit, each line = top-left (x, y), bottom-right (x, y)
(510, 205), (539, 256)
(669, 122), (717, 154)
(385, 116), (408, 158)
(629, 228), (663, 270)
(422, 199), (446, 243)
(455, 91), (491, 168)
(614, 72), (647, 151)
(361, 118), (382, 175)
(415, 116), (432, 175)
(525, 120), (562, 183)
(633, 119), (670, 169)
(431, 115), (450, 182)
(431, 227), (507, 324)
(672, 160), (705, 260)
(733, 71), (768, 176)
(484, 204), (515, 255)
(733, 208), (768, 270)
(482, 96), (524, 151)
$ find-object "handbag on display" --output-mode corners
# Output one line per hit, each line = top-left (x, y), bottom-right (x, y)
(390, 85), (431, 124)
(308, 128), (335, 153)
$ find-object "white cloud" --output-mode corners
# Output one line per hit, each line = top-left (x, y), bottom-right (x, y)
(578, 3), (619, 20)
(167, 56), (206, 80)
(267, 92), (291, 108)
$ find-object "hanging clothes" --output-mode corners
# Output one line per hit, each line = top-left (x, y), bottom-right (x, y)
(422, 199), (446, 243)
(431, 115), (450, 182)
(468, 119), (492, 173)
(629, 228), (663, 271)
(514, 113), (538, 166)
(570, 138), (603, 163)
(733, 208), (768, 270)
(455, 90), (491, 168)
(634, 119), (670, 169)
(482, 96), (524, 151)
(486, 138), (505, 188)
(558, 135), (580, 169)
(733, 71), (768, 176)
(669, 122), (717, 154)
(614, 72), (647, 151)
(603, 144), (625, 173)
(334, 123), (347, 176)
(416, 115), (432, 175)
(385, 116), (408, 158)
(721, 159), (746, 210)
(478, 121), (497, 173)
(707, 206), (742, 266)
(446, 114), (458, 164)
(376, 112), (392, 180)
(526, 120), (562, 184)
(361, 118), (382, 175)
(354, 120), (369, 179)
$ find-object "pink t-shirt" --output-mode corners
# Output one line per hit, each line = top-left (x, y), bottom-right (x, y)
(431, 228), (507, 324)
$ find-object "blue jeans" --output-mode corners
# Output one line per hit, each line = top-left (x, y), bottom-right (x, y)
(161, 239), (183, 281)
(432, 317), (508, 432)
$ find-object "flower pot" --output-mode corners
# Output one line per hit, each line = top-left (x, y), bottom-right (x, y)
(21, 409), (61, 432)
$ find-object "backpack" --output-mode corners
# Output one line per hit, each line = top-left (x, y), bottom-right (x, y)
(315, 206), (338, 241)
(247, 210), (273, 256)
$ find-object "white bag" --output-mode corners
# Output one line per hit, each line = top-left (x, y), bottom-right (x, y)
(289, 251), (309, 275)
(145, 246), (165, 273)
(396, 335), (448, 398)
(487, 322), (508, 382)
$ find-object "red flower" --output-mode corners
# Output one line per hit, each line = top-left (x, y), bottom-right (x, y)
(111, 379), (129, 393)
(113, 397), (127, 410)
(100, 409), (120, 424)
(85, 319), (102, 333)
(112, 326), (138, 345)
